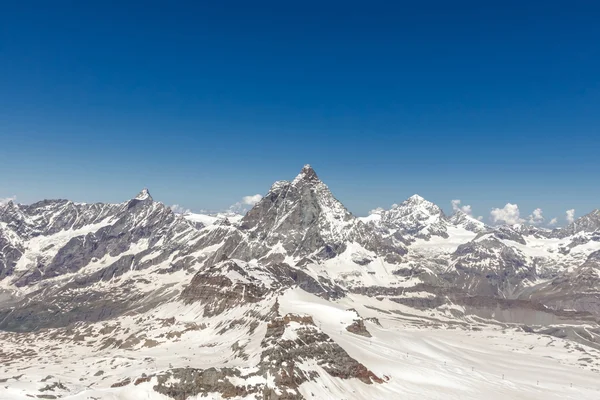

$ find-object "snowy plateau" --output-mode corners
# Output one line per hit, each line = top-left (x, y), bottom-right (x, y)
(1, 165), (600, 399)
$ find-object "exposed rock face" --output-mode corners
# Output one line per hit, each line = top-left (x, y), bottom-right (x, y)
(153, 313), (382, 400)
(180, 258), (346, 317)
(181, 260), (274, 316)
(227, 165), (406, 263)
(367, 194), (449, 242)
(0, 223), (23, 279)
(523, 250), (600, 316)
(1, 164), (599, 338)
(260, 314), (382, 385)
(365, 196), (488, 245)
(0, 190), (205, 331)
(0, 198), (121, 239)
(2, 165), (600, 399)
(448, 210), (487, 233)
(490, 226), (527, 245)
(450, 235), (532, 297)
(346, 318), (372, 337)
(8, 190), (191, 287)
(558, 209), (600, 238)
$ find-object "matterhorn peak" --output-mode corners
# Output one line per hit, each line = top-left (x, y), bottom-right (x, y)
(292, 164), (319, 185)
(134, 188), (153, 201)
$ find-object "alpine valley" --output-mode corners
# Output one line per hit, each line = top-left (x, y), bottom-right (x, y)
(1, 165), (599, 399)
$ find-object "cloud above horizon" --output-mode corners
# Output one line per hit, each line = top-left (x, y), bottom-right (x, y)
(170, 204), (191, 215)
(368, 207), (385, 215)
(566, 209), (576, 224)
(242, 194), (263, 206)
(0, 195), (16, 206)
(229, 194), (264, 214)
(451, 199), (473, 215)
(527, 208), (544, 225)
(490, 203), (524, 225)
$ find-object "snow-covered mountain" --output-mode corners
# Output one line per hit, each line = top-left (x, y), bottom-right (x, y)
(183, 211), (243, 228)
(448, 209), (487, 233)
(1, 165), (600, 399)
(558, 209), (600, 237)
(362, 194), (487, 244)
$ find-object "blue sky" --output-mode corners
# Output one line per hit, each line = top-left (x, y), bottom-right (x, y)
(1, 1), (599, 225)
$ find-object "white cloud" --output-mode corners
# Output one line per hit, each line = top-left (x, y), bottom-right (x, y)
(170, 204), (191, 215)
(477, 216), (483, 221)
(527, 208), (544, 225)
(0, 195), (16, 206)
(548, 217), (558, 226)
(242, 194), (263, 206)
(229, 194), (264, 214)
(171, 194), (264, 217)
(490, 203), (524, 225)
(368, 207), (385, 215)
(566, 209), (575, 224)
(451, 199), (473, 215)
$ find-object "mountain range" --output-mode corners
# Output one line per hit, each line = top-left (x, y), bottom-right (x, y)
(1, 165), (599, 399)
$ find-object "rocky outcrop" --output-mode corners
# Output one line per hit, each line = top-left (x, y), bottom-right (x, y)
(153, 312), (382, 400)
(346, 318), (372, 337)
(181, 260), (273, 317)
(0, 224), (23, 280)
(448, 210), (487, 233)
(523, 250), (600, 316)
(449, 235), (533, 297)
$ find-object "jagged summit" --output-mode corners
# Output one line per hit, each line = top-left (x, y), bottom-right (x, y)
(229, 164), (406, 261)
(388, 194), (445, 217)
(559, 208), (600, 237)
(134, 188), (153, 201)
(240, 164), (353, 244)
(0, 199), (17, 210)
(375, 194), (447, 240)
(406, 194), (426, 203)
(449, 209), (487, 233)
(292, 164), (319, 184)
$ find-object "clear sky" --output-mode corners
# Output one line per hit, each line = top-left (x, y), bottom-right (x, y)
(1, 1), (599, 225)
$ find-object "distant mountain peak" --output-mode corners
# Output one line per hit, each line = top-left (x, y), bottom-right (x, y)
(135, 188), (153, 201)
(0, 199), (16, 209)
(560, 208), (600, 237)
(406, 194), (426, 202)
(292, 164), (319, 185)
(393, 194), (443, 215)
(449, 209), (486, 232)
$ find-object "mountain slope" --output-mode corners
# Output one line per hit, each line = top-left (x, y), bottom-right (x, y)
(1, 166), (600, 399)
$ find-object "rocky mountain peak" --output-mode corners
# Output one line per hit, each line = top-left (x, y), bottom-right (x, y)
(135, 188), (153, 201)
(559, 208), (600, 237)
(369, 195), (449, 241)
(241, 165), (352, 236)
(406, 194), (426, 203)
(227, 164), (409, 262)
(449, 210), (487, 233)
(0, 199), (15, 208)
(292, 164), (319, 185)
(449, 209), (468, 220)
(387, 194), (445, 219)
(0, 200), (17, 216)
